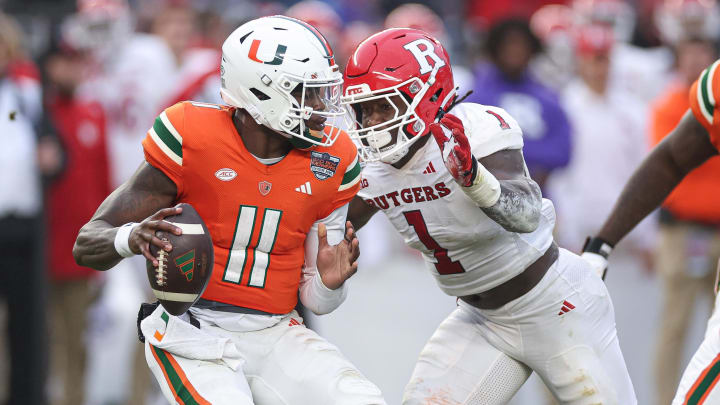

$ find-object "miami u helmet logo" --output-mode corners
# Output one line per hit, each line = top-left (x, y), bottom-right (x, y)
(248, 39), (287, 65)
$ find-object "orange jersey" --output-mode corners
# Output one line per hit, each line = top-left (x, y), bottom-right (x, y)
(689, 60), (720, 151)
(142, 101), (361, 314)
(652, 82), (720, 222)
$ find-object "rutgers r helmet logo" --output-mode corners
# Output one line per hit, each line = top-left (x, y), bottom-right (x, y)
(402, 39), (446, 75)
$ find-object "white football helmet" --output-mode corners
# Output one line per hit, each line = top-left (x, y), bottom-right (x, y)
(61, 0), (133, 57)
(220, 15), (347, 148)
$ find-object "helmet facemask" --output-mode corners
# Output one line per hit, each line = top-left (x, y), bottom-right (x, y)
(343, 66), (445, 164)
(281, 72), (349, 147)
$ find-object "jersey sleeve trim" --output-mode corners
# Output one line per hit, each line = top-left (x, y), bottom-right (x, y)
(697, 61), (720, 124)
(338, 154), (361, 191)
(148, 112), (183, 165)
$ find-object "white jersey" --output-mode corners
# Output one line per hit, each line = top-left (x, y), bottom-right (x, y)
(358, 102), (555, 296)
(78, 34), (177, 187)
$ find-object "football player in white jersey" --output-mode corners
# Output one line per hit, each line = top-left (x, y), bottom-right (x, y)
(343, 28), (637, 404)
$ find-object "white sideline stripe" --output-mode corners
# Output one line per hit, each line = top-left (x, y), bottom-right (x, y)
(164, 222), (204, 235)
(152, 289), (198, 302)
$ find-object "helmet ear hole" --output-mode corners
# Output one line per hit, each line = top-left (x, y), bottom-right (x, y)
(249, 88), (270, 101)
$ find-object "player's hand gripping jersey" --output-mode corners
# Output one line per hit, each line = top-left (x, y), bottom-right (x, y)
(690, 59), (720, 150)
(142, 101), (361, 314)
(358, 103), (556, 296)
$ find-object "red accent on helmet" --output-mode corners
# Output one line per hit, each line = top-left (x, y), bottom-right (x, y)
(575, 24), (614, 55)
(343, 28), (455, 138)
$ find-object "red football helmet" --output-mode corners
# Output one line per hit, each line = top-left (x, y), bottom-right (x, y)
(342, 28), (455, 164)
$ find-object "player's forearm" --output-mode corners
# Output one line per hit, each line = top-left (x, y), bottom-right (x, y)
(481, 178), (542, 234)
(347, 196), (378, 231)
(596, 146), (684, 245)
(73, 220), (124, 271)
(299, 270), (348, 315)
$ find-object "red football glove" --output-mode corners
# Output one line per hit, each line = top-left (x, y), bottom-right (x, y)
(430, 114), (477, 187)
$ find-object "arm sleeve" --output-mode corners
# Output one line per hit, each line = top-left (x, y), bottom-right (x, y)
(689, 59), (720, 148)
(299, 203), (349, 315)
(453, 104), (524, 158)
(141, 102), (185, 196)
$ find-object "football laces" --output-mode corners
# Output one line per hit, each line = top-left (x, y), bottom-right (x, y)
(155, 241), (168, 287)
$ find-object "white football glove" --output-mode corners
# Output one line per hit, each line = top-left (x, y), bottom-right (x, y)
(581, 237), (613, 280)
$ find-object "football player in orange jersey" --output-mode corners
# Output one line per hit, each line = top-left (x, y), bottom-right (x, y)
(583, 58), (720, 404)
(72, 16), (385, 405)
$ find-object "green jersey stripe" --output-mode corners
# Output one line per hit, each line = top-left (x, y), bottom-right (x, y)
(697, 69), (713, 124)
(338, 173), (361, 191)
(153, 117), (183, 158)
(160, 111), (183, 143)
(700, 69), (715, 121)
(707, 61), (720, 107)
(341, 157), (361, 185)
(149, 128), (182, 165)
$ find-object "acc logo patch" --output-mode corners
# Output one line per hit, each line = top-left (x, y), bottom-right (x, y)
(215, 168), (237, 181)
(310, 151), (340, 180)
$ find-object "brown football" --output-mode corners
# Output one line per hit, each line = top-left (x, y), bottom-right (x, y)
(146, 203), (214, 316)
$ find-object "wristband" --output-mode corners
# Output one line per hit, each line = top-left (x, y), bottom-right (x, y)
(582, 236), (614, 258)
(114, 222), (138, 258)
(461, 158), (501, 207)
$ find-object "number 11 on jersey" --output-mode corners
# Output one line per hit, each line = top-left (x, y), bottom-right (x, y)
(403, 210), (465, 275)
(222, 205), (283, 288)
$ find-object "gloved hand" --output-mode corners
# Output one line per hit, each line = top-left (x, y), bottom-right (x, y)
(581, 237), (613, 280)
(430, 114), (477, 187)
(430, 114), (501, 207)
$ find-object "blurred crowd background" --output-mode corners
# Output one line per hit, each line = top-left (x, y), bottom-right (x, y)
(2, 0), (720, 404)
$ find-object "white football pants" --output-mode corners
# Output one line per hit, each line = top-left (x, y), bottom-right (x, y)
(142, 306), (386, 405)
(403, 248), (637, 405)
(672, 273), (720, 405)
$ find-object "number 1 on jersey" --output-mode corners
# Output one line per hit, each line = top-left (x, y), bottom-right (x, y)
(222, 205), (282, 288)
(403, 210), (465, 275)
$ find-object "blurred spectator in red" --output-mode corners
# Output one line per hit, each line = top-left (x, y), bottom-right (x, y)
(549, 24), (654, 254)
(572, 0), (674, 103)
(468, 18), (571, 192)
(530, 3), (577, 90)
(0, 11), (50, 405)
(43, 41), (109, 405)
(647, 36), (720, 405)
